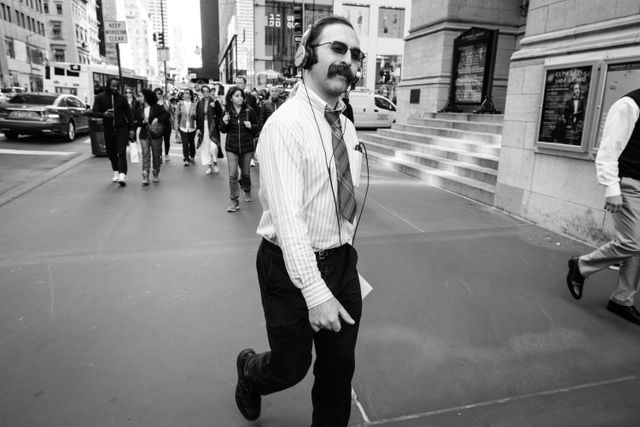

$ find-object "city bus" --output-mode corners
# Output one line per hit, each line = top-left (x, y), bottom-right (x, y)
(43, 62), (148, 106)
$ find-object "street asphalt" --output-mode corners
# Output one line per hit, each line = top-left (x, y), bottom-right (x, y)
(1, 139), (640, 426)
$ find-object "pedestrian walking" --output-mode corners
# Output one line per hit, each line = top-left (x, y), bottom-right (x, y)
(567, 88), (640, 325)
(234, 15), (365, 426)
(233, 76), (259, 112)
(91, 77), (135, 186)
(154, 88), (173, 162)
(219, 86), (260, 212)
(259, 86), (285, 127)
(175, 89), (198, 167)
(195, 84), (223, 175)
(137, 89), (170, 185)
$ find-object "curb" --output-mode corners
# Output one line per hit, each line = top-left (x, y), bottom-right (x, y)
(0, 152), (93, 208)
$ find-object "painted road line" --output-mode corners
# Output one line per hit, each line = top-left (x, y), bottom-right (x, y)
(0, 149), (76, 156)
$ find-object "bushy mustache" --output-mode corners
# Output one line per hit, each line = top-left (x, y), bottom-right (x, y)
(327, 63), (355, 82)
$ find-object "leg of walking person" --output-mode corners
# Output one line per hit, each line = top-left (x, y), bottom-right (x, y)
(310, 245), (361, 427)
(163, 128), (171, 160)
(151, 136), (163, 182)
(188, 131), (196, 162)
(140, 135), (151, 185)
(226, 151), (240, 211)
(180, 130), (190, 166)
(244, 241), (314, 394)
(115, 127), (129, 185)
(580, 179), (640, 286)
(104, 130), (119, 182)
(239, 151), (253, 201)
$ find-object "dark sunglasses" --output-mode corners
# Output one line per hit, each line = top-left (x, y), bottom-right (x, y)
(311, 41), (365, 62)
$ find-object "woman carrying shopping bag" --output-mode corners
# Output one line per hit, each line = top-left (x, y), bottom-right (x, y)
(139, 89), (170, 185)
(195, 84), (224, 175)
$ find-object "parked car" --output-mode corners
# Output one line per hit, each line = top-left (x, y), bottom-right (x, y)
(0, 87), (26, 104)
(0, 93), (90, 141)
(348, 92), (397, 129)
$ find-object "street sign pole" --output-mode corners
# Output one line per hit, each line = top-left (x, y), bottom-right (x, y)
(116, 43), (123, 93)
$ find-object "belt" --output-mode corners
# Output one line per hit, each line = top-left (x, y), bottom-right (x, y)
(261, 238), (341, 260)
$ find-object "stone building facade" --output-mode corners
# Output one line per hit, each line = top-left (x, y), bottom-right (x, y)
(400, 0), (640, 245)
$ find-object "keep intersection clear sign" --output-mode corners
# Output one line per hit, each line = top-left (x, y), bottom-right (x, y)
(105, 21), (128, 44)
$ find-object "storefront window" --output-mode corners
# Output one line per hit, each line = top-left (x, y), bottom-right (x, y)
(377, 8), (403, 39)
(343, 4), (369, 38)
(375, 55), (401, 104)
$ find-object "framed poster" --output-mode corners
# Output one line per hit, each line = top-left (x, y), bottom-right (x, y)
(537, 64), (595, 149)
(446, 27), (498, 109)
(594, 59), (640, 149)
(377, 7), (404, 39)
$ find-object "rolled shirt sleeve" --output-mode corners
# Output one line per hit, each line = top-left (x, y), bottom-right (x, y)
(595, 97), (640, 198)
(257, 122), (333, 309)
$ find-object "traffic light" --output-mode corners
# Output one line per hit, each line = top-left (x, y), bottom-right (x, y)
(158, 32), (165, 46)
(153, 32), (157, 42)
(293, 6), (302, 35)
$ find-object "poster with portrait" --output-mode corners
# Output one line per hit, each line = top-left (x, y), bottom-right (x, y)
(595, 60), (640, 148)
(377, 8), (404, 39)
(343, 4), (369, 38)
(538, 65), (593, 146)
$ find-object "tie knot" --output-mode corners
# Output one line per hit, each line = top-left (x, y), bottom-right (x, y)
(324, 107), (341, 127)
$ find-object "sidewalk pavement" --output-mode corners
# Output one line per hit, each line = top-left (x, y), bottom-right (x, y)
(1, 153), (639, 426)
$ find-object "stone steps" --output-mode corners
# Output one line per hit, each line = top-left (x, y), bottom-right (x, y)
(360, 113), (503, 205)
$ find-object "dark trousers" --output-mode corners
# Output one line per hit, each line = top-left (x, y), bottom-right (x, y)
(104, 126), (129, 174)
(179, 130), (196, 161)
(162, 127), (171, 155)
(248, 239), (362, 427)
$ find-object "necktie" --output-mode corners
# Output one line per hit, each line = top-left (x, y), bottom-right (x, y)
(324, 107), (357, 223)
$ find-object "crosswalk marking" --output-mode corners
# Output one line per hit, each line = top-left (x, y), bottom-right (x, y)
(0, 148), (76, 156)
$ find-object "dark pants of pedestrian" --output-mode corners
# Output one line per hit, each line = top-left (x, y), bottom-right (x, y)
(180, 130), (196, 161)
(162, 127), (171, 155)
(104, 126), (129, 174)
(226, 151), (252, 201)
(246, 239), (362, 427)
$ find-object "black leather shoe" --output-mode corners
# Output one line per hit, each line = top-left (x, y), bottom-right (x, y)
(235, 348), (261, 421)
(607, 300), (640, 326)
(566, 257), (585, 300)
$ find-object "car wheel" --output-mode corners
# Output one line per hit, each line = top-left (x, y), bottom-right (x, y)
(65, 121), (76, 142)
(4, 131), (19, 140)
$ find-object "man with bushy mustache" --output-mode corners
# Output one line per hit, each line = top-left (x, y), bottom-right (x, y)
(234, 15), (365, 427)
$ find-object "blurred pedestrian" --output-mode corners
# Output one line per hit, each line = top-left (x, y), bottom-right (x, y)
(154, 88), (173, 162)
(91, 77), (135, 186)
(125, 87), (136, 111)
(567, 88), (640, 325)
(259, 86), (285, 126)
(219, 86), (260, 212)
(234, 15), (364, 426)
(175, 89), (198, 166)
(234, 76), (259, 112)
(195, 84), (223, 175)
(138, 89), (170, 185)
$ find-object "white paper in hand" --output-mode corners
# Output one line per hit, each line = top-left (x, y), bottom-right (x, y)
(359, 273), (373, 299)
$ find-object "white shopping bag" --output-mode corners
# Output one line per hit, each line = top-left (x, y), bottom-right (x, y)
(129, 141), (140, 163)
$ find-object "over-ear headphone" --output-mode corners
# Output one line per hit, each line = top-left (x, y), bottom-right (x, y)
(294, 28), (314, 69)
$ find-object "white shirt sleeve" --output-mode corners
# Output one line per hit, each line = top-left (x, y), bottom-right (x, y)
(258, 122), (333, 309)
(595, 97), (640, 198)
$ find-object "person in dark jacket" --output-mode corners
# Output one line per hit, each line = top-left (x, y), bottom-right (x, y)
(92, 77), (135, 186)
(154, 88), (174, 161)
(259, 86), (285, 127)
(138, 89), (170, 185)
(342, 92), (354, 123)
(195, 84), (224, 175)
(220, 86), (260, 212)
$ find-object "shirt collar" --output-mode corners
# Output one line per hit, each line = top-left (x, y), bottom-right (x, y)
(297, 85), (345, 115)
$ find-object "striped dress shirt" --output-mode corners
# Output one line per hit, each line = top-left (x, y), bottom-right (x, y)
(256, 86), (362, 309)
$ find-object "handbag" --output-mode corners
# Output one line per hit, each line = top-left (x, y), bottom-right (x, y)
(148, 121), (164, 138)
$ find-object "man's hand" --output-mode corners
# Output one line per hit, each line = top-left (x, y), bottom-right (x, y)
(104, 108), (114, 117)
(243, 120), (252, 129)
(308, 297), (355, 333)
(605, 195), (623, 213)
